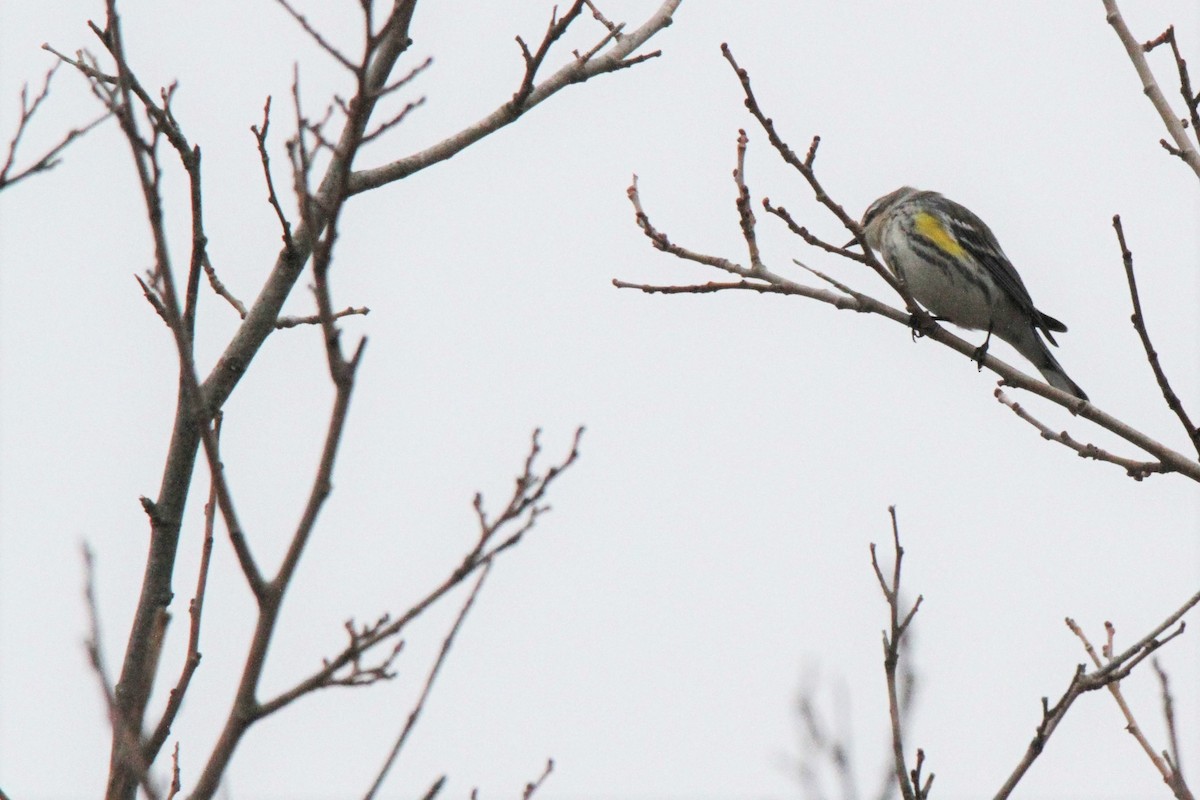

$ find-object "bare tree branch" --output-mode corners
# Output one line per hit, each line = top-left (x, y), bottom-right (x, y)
(1104, 0), (1200, 178)
(1112, 215), (1200, 455)
(348, 1), (680, 194)
(1153, 660), (1193, 799)
(0, 62), (110, 192)
(522, 758), (555, 799)
(870, 507), (929, 800)
(250, 96), (295, 254)
(617, 48), (1200, 484)
(1065, 621), (1195, 800)
(83, 546), (164, 800)
(364, 564), (493, 800)
(256, 427), (583, 720)
(42, 2), (664, 797)
(144, 414), (222, 761)
(995, 587), (1200, 799)
(995, 388), (1170, 479)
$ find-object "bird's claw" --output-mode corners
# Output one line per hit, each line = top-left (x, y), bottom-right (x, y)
(972, 329), (994, 371)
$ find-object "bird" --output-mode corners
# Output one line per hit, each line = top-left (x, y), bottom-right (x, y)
(857, 186), (1088, 401)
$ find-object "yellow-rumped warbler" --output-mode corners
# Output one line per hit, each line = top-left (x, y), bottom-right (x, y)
(859, 186), (1087, 401)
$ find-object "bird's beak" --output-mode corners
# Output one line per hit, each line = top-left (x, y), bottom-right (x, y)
(844, 237), (860, 249)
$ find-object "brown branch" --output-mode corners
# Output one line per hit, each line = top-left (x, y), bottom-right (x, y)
(83, 546), (164, 800)
(583, 0), (622, 37)
(349, 1), (679, 194)
(250, 96), (295, 254)
(275, 305), (370, 328)
(994, 588), (1200, 799)
(732, 129), (764, 271)
(165, 743), (181, 800)
(1068, 621), (1194, 800)
(995, 388), (1170, 480)
(189, 334), (366, 799)
(363, 565), (493, 800)
(1104, 0), (1200, 177)
(522, 758), (556, 799)
(257, 427), (583, 719)
(273, 0), (358, 71)
(763, 198), (871, 264)
(375, 55), (434, 100)
(613, 278), (789, 296)
(361, 96), (425, 144)
(144, 414), (222, 761)
(870, 507), (928, 800)
(0, 62), (110, 192)
(1157, 27), (1200, 138)
(201, 255), (248, 318)
(512, 1), (588, 110)
(719, 44), (908, 304)
(1153, 660), (1193, 799)
(1113, 215), (1200, 455)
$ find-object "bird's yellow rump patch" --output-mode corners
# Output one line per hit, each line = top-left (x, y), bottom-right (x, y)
(914, 211), (965, 258)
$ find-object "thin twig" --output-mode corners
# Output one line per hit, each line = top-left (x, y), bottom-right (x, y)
(764, 198), (871, 264)
(276, 305), (370, 328)
(1152, 660), (1193, 799)
(202, 255), (248, 318)
(870, 507), (927, 800)
(1067, 621), (1192, 799)
(250, 96), (295, 254)
(273, 0), (358, 71)
(0, 62), (110, 191)
(1112, 215), (1200, 455)
(145, 414), (223, 760)
(732, 129), (764, 272)
(1104, 0), (1200, 177)
(363, 565), (493, 800)
(994, 587), (1200, 799)
(512, 1), (588, 110)
(257, 427), (584, 718)
(719, 44), (907, 303)
(82, 546), (163, 800)
(995, 388), (1169, 480)
(522, 758), (556, 799)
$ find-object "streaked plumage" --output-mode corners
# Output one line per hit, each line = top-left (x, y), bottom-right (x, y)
(860, 187), (1087, 400)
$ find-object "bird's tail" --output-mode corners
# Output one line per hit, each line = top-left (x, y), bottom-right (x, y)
(1011, 329), (1088, 401)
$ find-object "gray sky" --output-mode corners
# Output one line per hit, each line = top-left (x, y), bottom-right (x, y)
(2, 1), (1198, 798)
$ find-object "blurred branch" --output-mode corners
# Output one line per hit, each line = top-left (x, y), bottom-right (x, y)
(1104, 0), (1200, 177)
(870, 507), (930, 800)
(0, 62), (110, 192)
(792, 674), (859, 800)
(522, 759), (556, 799)
(1153, 660), (1193, 798)
(83, 546), (164, 800)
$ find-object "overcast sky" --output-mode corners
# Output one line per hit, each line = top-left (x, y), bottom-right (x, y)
(2, 2), (1199, 799)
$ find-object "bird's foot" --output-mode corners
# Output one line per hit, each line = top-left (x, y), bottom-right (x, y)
(972, 328), (994, 371)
